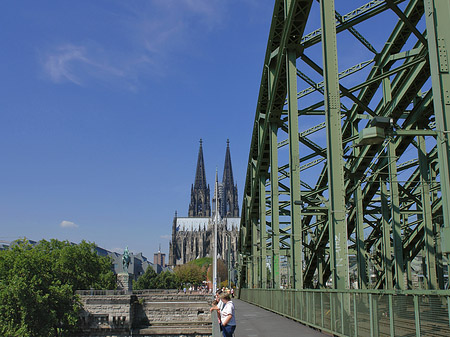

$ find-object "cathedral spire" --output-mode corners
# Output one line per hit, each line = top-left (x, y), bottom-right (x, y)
(188, 139), (211, 217)
(195, 139), (207, 190)
(222, 139), (234, 188)
(221, 139), (239, 217)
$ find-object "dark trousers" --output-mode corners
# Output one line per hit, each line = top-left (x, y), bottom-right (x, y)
(221, 324), (236, 337)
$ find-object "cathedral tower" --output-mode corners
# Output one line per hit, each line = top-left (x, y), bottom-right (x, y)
(169, 139), (240, 269)
(188, 139), (211, 217)
(221, 140), (240, 217)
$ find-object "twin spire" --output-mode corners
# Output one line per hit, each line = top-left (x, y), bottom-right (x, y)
(188, 139), (239, 218)
(189, 139), (211, 217)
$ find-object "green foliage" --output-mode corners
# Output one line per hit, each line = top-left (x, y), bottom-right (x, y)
(0, 239), (115, 337)
(134, 266), (157, 290)
(134, 268), (178, 290)
(174, 263), (205, 286)
(188, 257), (212, 268)
(153, 271), (179, 289)
(182, 257), (213, 286)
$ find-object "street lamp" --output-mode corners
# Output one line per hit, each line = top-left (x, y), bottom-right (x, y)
(213, 169), (219, 294)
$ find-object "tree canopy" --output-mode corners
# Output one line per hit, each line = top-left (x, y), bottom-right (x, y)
(0, 239), (115, 337)
(134, 266), (157, 289)
(134, 267), (178, 290)
(153, 271), (179, 289)
(174, 263), (205, 286)
(206, 259), (228, 284)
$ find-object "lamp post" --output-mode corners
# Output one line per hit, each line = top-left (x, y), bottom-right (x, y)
(213, 169), (219, 294)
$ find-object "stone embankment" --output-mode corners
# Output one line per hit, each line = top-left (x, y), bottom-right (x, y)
(73, 289), (212, 337)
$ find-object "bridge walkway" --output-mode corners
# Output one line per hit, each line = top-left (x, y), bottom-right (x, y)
(232, 299), (328, 337)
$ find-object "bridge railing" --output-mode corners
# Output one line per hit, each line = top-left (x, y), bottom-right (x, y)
(211, 311), (221, 337)
(240, 288), (450, 337)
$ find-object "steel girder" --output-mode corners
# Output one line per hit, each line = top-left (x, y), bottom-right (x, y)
(238, 0), (450, 292)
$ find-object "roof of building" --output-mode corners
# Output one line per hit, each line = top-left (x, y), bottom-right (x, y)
(176, 217), (240, 231)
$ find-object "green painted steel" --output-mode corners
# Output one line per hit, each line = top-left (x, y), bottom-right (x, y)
(320, 0), (350, 291)
(238, 0), (450, 334)
(270, 122), (281, 289)
(425, 0), (450, 259)
(388, 139), (405, 289)
(241, 288), (450, 337)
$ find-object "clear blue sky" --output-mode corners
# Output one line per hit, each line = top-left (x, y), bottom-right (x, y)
(0, 1), (274, 257)
(0, 1), (408, 258)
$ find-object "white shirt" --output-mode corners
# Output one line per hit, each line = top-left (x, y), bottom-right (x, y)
(220, 301), (236, 326)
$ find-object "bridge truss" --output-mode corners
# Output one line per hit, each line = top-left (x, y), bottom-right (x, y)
(238, 0), (450, 295)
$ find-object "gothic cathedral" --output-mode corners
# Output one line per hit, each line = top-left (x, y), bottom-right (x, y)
(169, 140), (240, 268)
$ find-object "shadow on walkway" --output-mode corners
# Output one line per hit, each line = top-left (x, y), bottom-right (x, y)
(233, 299), (329, 337)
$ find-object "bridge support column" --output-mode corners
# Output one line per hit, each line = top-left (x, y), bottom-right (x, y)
(388, 139), (405, 289)
(321, 1), (350, 333)
(259, 120), (267, 289)
(381, 178), (393, 289)
(425, 0), (450, 262)
(285, 0), (303, 290)
(418, 135), (437, 289)
(251, 212), (258, 288)
(355, 182), (368, 289)
(320, 0), (349, 290)
(270, 122), (281, 289)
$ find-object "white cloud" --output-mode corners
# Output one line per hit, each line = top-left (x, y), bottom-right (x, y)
(160, 235), (170, 240)
(39, 0), (244, 88)
(59, 220), (79, 228)
(44, 45), (86, 84)
(42, 44), (126, 86)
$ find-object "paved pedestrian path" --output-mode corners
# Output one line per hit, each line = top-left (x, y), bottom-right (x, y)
(232, 299), (328, 337)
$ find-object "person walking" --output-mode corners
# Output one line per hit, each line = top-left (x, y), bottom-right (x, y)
(219, 293), (236, 337)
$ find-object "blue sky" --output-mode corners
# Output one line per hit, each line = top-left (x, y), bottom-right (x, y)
(0, 1), (415, 259)
(0, 0), (273, 256)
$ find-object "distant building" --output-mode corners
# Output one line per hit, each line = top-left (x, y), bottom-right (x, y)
(154, 247), (166, 268)
(169, 140), (240, 268)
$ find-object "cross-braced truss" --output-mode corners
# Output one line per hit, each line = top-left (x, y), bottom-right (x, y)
(238, 0), (450, 291)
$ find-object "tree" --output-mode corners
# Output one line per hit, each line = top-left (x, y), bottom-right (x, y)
(0, 239), (115, 337)
(134, 268), (179, 290)
(153, 271), (179, 289)
(134, 266), (157, 290)
(206, 259), (228, 285)
(174, 263), (205, 286)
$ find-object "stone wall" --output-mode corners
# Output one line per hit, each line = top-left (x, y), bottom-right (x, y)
(78, 294), (133, 332)
(73, 290), (212, 337)
(134, 293), (211, 326)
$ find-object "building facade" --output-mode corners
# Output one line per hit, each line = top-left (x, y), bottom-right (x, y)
(169, 140), (240, 268)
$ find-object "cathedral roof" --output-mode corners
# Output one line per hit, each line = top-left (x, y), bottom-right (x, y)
(176, 217), (240, 231)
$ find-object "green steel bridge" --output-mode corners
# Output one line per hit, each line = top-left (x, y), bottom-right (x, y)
(236, 0), (450, 336)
